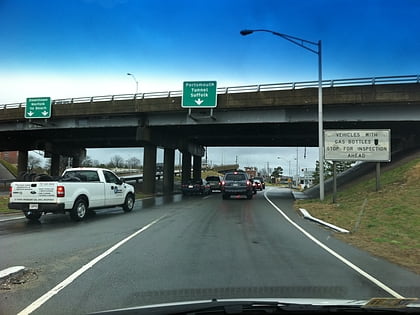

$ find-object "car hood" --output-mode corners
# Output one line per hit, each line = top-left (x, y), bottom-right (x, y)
(90, 297), (419, 314)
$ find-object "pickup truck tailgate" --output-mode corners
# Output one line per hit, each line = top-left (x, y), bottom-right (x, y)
(10, 182), (57, 203)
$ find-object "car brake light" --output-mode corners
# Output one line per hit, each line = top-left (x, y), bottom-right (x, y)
(221, 180), (226, 186)
(9, 186), (12, 197)
(246, 180), (251, 186)
(57, 186), (65, 197)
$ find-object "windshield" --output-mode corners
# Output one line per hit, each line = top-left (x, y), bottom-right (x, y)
(225, 173), (247, 181)
(1, 1), (419, 315)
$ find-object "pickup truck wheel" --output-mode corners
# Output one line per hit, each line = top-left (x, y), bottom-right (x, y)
(122, 193), (135, 212)
(24, 211), (42, 221)
(70, 198), (87, 221)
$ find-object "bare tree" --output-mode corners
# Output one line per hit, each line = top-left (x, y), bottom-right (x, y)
(126, 157), (141, 169)
(109, 155), (125, 168)
(81, 156), (94, 167)
(28, 154), (42, 171)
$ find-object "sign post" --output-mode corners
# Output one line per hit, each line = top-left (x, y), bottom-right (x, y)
(25, 97), (52, 119)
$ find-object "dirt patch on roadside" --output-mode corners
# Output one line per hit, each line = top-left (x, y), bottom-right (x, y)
(0, 268), (39, 291)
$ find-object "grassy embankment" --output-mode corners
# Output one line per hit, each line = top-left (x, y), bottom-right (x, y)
(295, 158), (420, 274)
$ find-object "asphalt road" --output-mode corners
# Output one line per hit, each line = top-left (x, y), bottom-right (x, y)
(1, 188), (419, 314)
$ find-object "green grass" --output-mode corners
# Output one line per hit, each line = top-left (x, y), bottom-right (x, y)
(295, 158), (420, 274)
(0, 159), (18, 176)
(0, 195), (20, 214)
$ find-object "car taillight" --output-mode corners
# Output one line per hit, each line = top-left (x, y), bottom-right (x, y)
(246, 180), (251, 186)
(221, 180), (226, 186)
(9, 186), (12, 197)
(57, 186), (65, 197)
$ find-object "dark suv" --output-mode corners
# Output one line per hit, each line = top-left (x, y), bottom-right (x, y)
(205, 175), (222, 192)
(220, 171), (253, 200)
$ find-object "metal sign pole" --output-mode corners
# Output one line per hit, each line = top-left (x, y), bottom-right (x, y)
(333, 161), (337, 203)
(376, 162), (381, 191)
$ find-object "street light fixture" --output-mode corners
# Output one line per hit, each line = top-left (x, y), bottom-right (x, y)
(127, 72), (139, 94)
(240, 28), (324, 200)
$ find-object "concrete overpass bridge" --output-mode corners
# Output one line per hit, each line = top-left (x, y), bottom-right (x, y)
(1, 75), (419, 194)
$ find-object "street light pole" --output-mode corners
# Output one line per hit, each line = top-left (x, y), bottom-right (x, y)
(317, 40), (324, 200)
(240, 29), (324, 200)
(277, 156), (291, 177)
(127, 72), (139, 94)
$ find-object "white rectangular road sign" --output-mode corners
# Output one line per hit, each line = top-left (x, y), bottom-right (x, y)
(324, 129), (391, 161)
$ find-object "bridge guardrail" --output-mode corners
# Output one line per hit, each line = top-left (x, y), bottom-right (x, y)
(1, 74), (419, 110)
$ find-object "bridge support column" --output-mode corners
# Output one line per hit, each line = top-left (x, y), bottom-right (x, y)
(143, 144), (157, 194)
(193, 155), (202, 181)
(163, 148), (175, 194)
(17, 150), (28, 175)
(181, 152), (191, 184)
(50, 153), (61, 177)
(72, 156), (81, 168)
(71, 149), (86, 168)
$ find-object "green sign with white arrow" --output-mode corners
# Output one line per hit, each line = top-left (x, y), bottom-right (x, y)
(25, 97), (51, 119)
(182, 81), (217, 108)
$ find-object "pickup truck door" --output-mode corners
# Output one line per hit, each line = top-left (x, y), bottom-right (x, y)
(103, 170), (126, 206)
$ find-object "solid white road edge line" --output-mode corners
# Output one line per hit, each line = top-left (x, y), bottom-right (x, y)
(17, 214), (167, 315)
(264, 189), (404, 299)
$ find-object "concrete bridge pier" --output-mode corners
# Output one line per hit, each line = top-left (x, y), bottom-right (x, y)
(71, 149), (86, 168)
(50, 153), (61, 177)
(143, 144), (157, 194)
(163, 148), (175, 194)
(17, 150), (28, 176)
(181, 152), (192, 185)
(193, 155), (202, 181)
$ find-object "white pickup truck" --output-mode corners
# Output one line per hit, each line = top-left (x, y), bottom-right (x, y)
(8, 167), (135, 222)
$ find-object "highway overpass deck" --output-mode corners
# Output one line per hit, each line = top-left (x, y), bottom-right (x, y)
(0, 75), (419, 151)
(1, 75), (419, 193)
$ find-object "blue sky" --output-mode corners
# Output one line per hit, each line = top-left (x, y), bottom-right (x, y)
(1, 0), (419, 172)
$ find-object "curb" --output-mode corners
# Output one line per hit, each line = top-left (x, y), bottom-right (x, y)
(0, 266), (25, 280)
(299, 208), (350, 233)
(0, 213), (25, 222)
(291, 191), (311, 200)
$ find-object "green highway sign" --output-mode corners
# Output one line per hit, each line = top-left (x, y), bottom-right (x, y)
(25, 97), (51, 119)
(182, 81), (217, 108)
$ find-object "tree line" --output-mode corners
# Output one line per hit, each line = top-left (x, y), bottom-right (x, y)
(26, 153), (142, 175)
